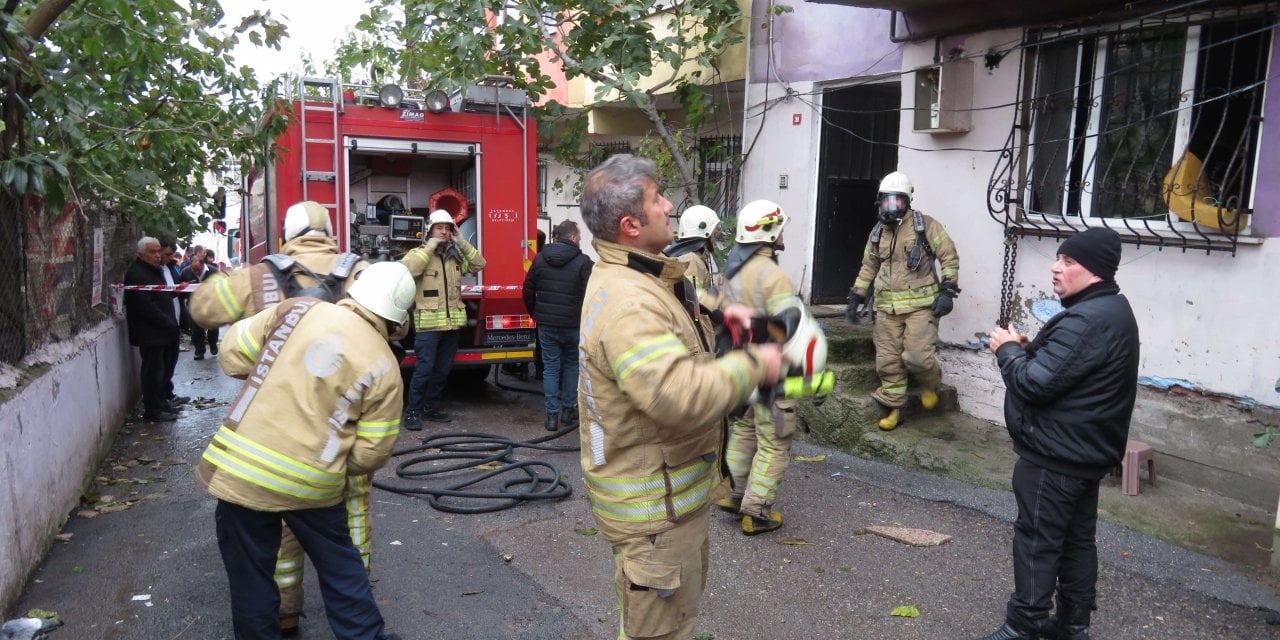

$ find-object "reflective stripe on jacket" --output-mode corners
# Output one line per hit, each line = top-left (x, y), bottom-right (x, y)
(198, 298), (402, 512)
(853, 211), (959, 314)
(721, 245), (797, 316)
(402, 238), (486, 331)
(188, 235), (368, 329)
(578, 240), (770, 540)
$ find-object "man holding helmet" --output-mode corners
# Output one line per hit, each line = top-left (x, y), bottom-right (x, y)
(847, 171), (960, 431)
(714, 199), (805, 535)
(401, 209), (486, 427)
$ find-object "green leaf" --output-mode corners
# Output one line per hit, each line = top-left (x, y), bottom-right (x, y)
(890, 604), (920, 618)
(574, 528), (598, 536)
(1252, 430), (1274, 448)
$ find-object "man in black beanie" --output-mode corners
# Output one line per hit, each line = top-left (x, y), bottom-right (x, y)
(976, 226), (1139, 640)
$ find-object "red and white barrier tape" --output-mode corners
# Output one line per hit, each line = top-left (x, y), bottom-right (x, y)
(114, 282), (202, 292)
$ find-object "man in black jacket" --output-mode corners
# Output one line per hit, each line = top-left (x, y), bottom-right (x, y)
(977, 227), (1139, 640)
(123, 237), (183, 422)
(523, 220), (593, 431)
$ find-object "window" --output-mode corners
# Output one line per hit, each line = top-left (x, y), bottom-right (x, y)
(591, 141), (632, 166)
(1015, 13), (1269, 234)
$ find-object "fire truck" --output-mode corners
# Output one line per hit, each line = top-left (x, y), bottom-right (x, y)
(239, 77), (538, 375)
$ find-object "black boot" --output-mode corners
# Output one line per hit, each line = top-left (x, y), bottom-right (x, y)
(974, 622), (1037, 640)
(544, 412), (559, 431)
(560, 406), (579, 428)
(1045, 600), (1092, 640)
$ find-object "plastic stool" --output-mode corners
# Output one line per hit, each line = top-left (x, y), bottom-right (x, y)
(1121, 439), (1156, 496)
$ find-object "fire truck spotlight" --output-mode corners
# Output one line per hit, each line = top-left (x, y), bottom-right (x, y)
(425, 89), (450, 114)
(378, 84), (404, 109)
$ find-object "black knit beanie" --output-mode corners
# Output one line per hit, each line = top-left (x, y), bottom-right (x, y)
(1058, 227), (1121, 282)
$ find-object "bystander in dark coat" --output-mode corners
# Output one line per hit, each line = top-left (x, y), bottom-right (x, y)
(522, 220), (593, 431)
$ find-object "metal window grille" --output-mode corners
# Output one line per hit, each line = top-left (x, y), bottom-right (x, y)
(591, 141), (632, 167)
(698, 136), (742, 217)
(988, 3), (1272, 253)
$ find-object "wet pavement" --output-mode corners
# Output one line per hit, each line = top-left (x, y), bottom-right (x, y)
(9, 349), (1280, 639)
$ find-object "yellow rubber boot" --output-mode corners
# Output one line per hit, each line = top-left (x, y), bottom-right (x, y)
(741, 510), (783, 535)
(716, 494), (743, 514)
(878, 408), (901, 431)
(921, 388), (939, 411)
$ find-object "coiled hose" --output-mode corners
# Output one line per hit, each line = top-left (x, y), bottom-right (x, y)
(373, 365), (579, 514)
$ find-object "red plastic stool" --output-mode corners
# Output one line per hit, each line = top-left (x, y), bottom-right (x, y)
(1121, 439), (1157, 496)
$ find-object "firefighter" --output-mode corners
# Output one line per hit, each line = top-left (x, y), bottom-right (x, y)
(714, 199), (801, 535)
(846, 171), (960, 430)
(199, 261), (414, 640)
(188, 199), (374, 636)
(401, 209), (486, 427)
(188, 200), (368, 329)
(663, 204), (722, 311)
(577, 154), (784, 640)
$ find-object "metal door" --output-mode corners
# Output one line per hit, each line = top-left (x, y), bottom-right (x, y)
(812, 83), (900, 303)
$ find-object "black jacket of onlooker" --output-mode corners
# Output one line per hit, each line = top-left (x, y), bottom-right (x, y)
(995, 281), (1140, 480)
(522, 240), (593, 329)
(123, 258), (180, 347)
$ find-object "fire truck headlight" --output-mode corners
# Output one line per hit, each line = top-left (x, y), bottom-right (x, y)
(378, 84), (404, 109)
(425, 89), (450, 114)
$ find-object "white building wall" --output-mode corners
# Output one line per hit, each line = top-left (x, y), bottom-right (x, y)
(890, 31), (1280, 413)
(738, 80), (823, 299)
(0, 321), (136, 608)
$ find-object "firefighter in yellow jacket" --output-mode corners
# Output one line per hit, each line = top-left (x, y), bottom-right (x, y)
(189, 200), (373, 636)
(847, 171), (960, 430)
(188, 200), (368, 329)
(401, 209), (486, 427)
(577, 155), (784, 640)
(199, 261), (414, 640)
(716, 199), (801, 535)
(663, 204), (722, 311)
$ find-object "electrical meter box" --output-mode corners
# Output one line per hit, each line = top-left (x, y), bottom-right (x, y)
(389, 214), (425, 242)
(913, 60), (973, 133)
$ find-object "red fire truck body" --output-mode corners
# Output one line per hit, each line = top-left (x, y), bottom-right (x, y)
(240, 78), (538, 370)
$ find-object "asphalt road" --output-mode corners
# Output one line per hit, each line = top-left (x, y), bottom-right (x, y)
(11, 353), (1280, 639)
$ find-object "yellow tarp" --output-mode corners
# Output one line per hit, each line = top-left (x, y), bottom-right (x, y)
(1162, 151), (1248, 230)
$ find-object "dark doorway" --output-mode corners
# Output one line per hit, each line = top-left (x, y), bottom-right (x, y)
(812, 83), (900, 303)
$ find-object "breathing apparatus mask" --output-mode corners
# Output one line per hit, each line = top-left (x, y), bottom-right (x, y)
(877, 192), (910, 225)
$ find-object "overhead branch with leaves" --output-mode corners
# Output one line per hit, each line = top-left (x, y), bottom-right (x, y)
(0, 0), (291, 234)
(341, 0), (745, 204)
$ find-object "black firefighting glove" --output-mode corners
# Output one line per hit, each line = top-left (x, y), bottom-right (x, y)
(845, 288), (864, 324)
(931, 281), (960, 318)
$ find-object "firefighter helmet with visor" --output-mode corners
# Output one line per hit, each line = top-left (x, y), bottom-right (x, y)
(877, 171), (914, 225)
(677, 205), (721, 240)
(735, 199), (788, 244)
(347, 261), (416, 326)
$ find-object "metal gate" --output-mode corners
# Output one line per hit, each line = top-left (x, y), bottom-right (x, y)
(812, 83), (900, 304)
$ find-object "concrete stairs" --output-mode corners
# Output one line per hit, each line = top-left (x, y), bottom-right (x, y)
(796, 310), (1278, 576)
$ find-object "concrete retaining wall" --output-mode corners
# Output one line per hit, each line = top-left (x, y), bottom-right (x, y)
(0, 320), (135, 610)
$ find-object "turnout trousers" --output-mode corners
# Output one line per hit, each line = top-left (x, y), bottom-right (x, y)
(725, 397), (797, 518)
(610, 507), (711, 640)
(871, 307), (940, 408)
(215, 499), (387, 640)
(1004, 457), (1100, 632)
(276, 474), (374, 620)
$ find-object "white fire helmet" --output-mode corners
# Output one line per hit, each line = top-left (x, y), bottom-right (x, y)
(283, 201), (333, 242)
(877, 171), (913, 224)
(677, 205), (720, 240)
(347, 261), (416, 326)
(735, 199), (788, 244)
(771, 298), (827, 379)
(427, 209), (457, 229)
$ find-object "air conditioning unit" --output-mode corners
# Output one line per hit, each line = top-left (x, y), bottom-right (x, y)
(913, 60), (973, 134)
